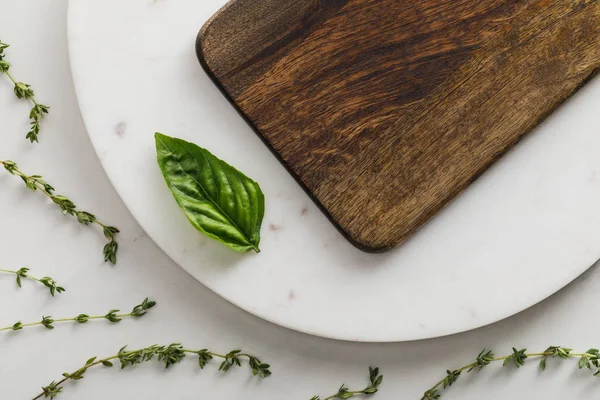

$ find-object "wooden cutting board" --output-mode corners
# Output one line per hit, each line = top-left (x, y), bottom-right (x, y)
(196, 0), (600, 252)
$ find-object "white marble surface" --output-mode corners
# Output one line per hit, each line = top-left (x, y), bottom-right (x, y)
(67, 0), (600, 342)
(3, 1), (600, 400)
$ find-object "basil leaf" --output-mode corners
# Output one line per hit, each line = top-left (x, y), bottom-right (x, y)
(155, 133), (264, 253)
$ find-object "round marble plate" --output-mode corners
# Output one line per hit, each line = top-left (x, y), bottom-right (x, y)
(68, 0), (600, 342)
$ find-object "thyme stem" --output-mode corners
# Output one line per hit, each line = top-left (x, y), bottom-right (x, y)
(34, 344), (271, 399)
(0, 39), (49, 143)
(0, 267), (64, 296)
(0, 159), (120, 264)
(422, 347), (600, 399)
(311, 367), (383, 400)
(1, 298), (156, 333)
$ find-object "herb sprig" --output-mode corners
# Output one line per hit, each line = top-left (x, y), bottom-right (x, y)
(0, 40), (49, 143)
(0, 267), (64, 296)
(0, 298), (155, 333)
(34, 343), (270, 399)
(311, 367), (383, 400)
(422, 346), (600, 399)
(0, 160), (120, 264)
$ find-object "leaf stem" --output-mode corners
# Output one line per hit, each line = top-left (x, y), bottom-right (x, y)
(0, 314), (127, 333)
(32, 355), (120, 400)
(0, 39), (49, 143)
(0, 268), (41, 283)
(323, 392), (364, 400)
(311, 367), (383, 400)
(0, 159), (120, 264)
(33, 344), (270, 399)
(182, 350), (255, 362)
(4, 68), (18, 85)
(422, 347), (600, 399)
(0, 298), (156, 333)
(0, 267), (64, 296)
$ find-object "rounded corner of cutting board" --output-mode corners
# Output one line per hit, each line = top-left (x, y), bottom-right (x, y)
(343, 235), (397, 254)
(194, 10), (219, 79)
(195, 32), (213, 81)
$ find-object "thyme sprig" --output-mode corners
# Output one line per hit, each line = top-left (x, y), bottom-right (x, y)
(0, 267), (64, 296)
(0, 160), (120, 264)
(34, 343), (271, 399)
(0, 39), (49, 143)
(311, 367), (383, 400)
(0, 298), (155, 333)
(422, 346), (600, 399)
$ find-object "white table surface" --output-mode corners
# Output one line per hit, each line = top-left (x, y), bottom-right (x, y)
(2, 1), (600, 399)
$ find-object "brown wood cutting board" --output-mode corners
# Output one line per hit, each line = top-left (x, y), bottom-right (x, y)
(196, 0), (600, 252)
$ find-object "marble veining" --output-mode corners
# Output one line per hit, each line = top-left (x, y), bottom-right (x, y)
(115, 121), (126, 137)
(268, 224), (282, 231)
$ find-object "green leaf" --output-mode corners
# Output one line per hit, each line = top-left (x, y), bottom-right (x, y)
(155, 133), (265, 253)
(539, 357), (546, 371)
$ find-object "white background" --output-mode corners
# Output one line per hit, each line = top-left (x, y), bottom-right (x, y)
(2, 1), (600, 399)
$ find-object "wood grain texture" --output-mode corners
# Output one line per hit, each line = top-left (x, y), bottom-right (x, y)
(197, 0), (600, 252)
